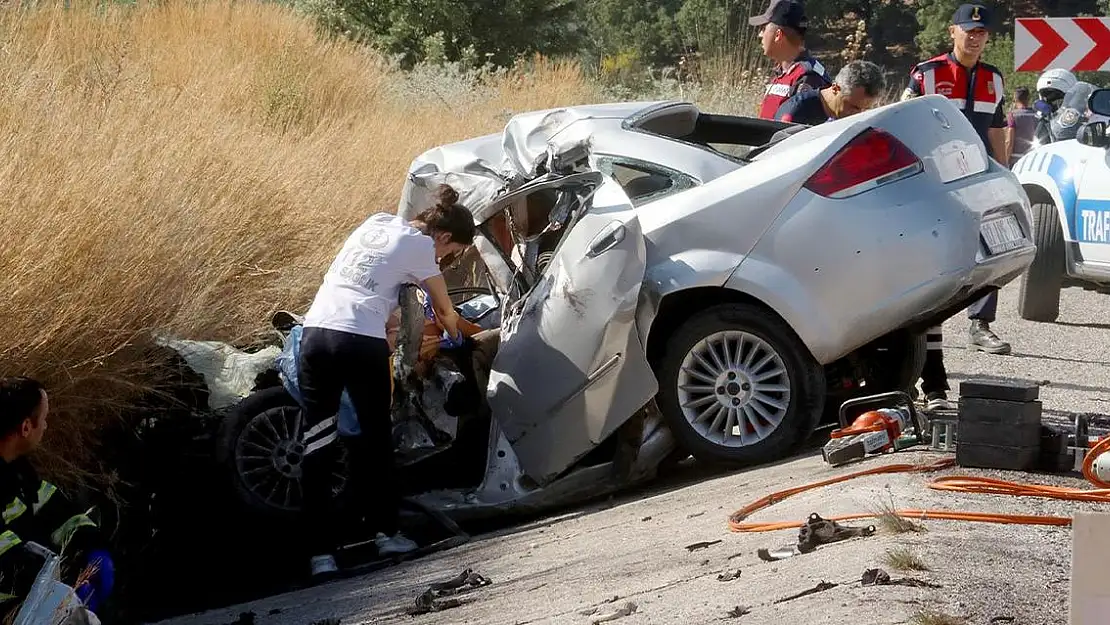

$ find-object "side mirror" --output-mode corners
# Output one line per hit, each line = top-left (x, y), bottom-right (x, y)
(1088, 88), (1110, 117)
(1077, 121), (1109, 148)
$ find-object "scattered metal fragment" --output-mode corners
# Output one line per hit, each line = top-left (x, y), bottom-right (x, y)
(757, 546), (798, 562)
(716, 569), (742, 582)
(772, 581), (839, 604)
(701, 559), (711, 566)
(990, 617), (1016, 624)
(685, 540), (722, 552)
(861, 568), (891, 586)
(861, 568), (942, 589)
(641, 516), (652, 522)
(687, 511), (706, 519)
(589, 601), (637, 624)
(798, 513), (875, 553)
(726, 552), (745, 560)
(758, 513), (875, 561)
(725, 605), (751, 619)
(407, 568), (492, 615)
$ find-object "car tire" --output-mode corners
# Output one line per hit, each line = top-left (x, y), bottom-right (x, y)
(655, 303), (826, 467)
(823, 329), (925, 421)
(857, 330), (926, 394)
(1017, 201), (1065, 323)
(215, 385), (347, 521)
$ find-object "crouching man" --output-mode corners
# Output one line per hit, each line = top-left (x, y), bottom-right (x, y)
(0, 377), (113, 617)
(774, 60), (885, 125)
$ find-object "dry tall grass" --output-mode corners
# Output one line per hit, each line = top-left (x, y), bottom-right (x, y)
(0, 0), (604, 489)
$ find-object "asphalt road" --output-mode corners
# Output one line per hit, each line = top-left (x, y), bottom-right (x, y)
(154, 282), (1110, 625)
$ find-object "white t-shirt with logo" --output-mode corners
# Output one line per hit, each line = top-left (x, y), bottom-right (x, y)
(303, 213), (442, 339)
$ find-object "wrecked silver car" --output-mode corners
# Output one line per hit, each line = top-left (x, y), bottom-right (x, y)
(171, 97), (1036, 522)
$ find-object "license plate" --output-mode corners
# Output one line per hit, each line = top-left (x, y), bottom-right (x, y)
(935, 143), (987, 183)
(980, 214), (1025, 255)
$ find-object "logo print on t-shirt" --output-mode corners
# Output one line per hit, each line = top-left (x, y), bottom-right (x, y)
(359, 227), (390, 250)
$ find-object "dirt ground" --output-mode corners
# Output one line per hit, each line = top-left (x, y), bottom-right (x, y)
(154, 284), (1109, 625)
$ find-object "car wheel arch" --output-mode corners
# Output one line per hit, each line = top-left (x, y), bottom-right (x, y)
(644, 286), (805, 367)
(1022, 183), (1069, 235)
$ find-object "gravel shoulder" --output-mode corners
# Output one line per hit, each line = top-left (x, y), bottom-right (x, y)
(154, 282), (1110, 625)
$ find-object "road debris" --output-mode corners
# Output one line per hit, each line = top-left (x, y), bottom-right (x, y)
(406, 568), (492, 615)
(716, 570), (742, 582)
(588, 601), (637, 624)
(772, 581), (839, 604)
(578, 596), (622, 616)
(861, 568), (942, 589)
(757, 513), (875, 561)
(685, 540), (722, 552)
(725, 605), (751, 619)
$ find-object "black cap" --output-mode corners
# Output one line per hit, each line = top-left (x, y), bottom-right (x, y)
(749, 0), (809, 35)
(952, 3), (991, 31)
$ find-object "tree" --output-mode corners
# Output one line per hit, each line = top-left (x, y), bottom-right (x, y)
(580, 0), (685, 69)
(300, 0), (584, 68)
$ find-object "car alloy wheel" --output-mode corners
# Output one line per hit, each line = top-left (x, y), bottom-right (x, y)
(676, 330), (791, 447)
(233, 404), (347, 513)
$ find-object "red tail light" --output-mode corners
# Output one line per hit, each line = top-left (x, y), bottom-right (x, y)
(803, 128), (923, 198)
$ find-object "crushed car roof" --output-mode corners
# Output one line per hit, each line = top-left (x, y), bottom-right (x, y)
(396, 100), (693, 221)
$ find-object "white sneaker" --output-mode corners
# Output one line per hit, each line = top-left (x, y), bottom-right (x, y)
(310, 554), (338, 577)
(925, 392), (952, 412)
(375, 532), (419, 556)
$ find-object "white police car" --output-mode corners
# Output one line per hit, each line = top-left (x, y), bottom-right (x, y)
(1012, 87), (1110, 322)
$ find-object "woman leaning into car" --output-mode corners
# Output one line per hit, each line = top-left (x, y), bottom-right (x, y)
(296, 183), (476, 579)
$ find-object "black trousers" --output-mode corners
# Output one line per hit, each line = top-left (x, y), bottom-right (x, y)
(920, 325), (949, 395)
(966, 290), (997, 323)
(298, 326), (396, 554)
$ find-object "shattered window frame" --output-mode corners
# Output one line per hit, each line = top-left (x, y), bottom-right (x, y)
(594, 154), (700, 207)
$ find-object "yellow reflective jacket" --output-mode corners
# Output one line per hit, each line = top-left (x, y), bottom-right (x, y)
(0, 457), (100, 603)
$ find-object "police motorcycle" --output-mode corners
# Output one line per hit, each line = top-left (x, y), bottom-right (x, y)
(1032, 69), (1092, 147)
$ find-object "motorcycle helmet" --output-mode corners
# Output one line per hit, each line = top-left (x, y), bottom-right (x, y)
(1037, 68), (1078, 103)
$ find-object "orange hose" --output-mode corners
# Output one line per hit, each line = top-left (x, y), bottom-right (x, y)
(727, 437), (1110, 533)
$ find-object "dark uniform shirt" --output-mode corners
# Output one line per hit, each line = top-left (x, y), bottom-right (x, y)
(774, 89), (831, 125)
(758, 51), (832, 120)
(1007, 107), (1038, 161)
(901, 52), (1006, 149)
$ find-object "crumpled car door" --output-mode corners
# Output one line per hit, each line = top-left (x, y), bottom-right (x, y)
(487, 176), (658, 485)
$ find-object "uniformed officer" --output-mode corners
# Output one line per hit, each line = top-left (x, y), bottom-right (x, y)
(901, 2), (1011, 411)
(749, 0), (832, 120)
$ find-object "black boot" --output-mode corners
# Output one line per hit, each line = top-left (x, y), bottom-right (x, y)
(968, 320), (1011, 355)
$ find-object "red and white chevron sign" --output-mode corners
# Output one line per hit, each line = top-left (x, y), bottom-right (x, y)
(1015, 17), (1110, 72)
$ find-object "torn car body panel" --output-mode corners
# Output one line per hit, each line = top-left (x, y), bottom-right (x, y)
(488, 177), (656, 485)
